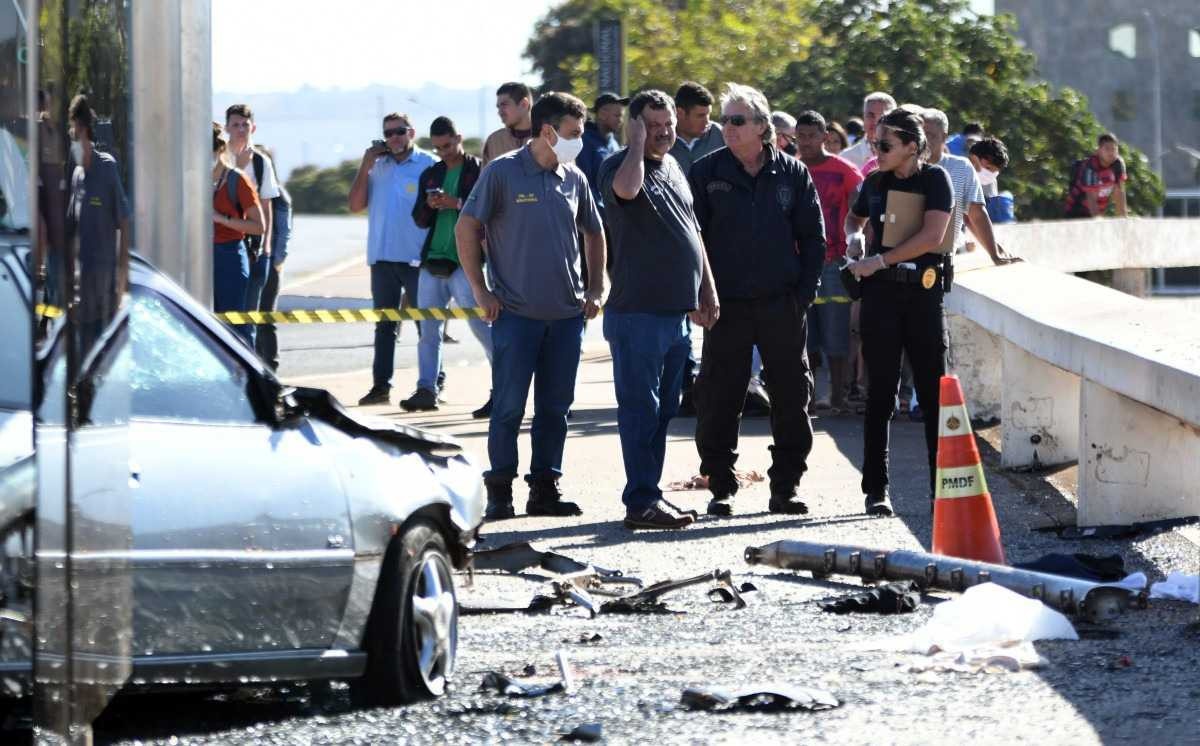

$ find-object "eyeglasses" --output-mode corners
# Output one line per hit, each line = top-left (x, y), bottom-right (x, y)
(719, 114), (756, 127)
(873, 139), (895, 154)
(383, 126), (411, 138)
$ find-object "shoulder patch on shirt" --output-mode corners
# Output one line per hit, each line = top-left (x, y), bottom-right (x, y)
(515, 192), (539, 204)
(706, 180), (732, 194)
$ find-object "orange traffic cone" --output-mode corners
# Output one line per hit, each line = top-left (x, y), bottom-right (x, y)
(932, 375), (1006, 564)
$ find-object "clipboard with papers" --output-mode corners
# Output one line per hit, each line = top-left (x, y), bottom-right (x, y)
(881, 189), (953, 254)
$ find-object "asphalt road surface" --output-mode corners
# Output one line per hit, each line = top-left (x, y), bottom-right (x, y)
(21, 216), (1198, 744)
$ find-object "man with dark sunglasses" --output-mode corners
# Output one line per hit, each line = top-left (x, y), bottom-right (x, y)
(688, 83), (826, 518)
(349, 112), (436, 406)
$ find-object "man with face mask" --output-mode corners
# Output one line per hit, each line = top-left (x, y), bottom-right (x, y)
(456, 92), (605, 521)
(969, 137), (1016, 226)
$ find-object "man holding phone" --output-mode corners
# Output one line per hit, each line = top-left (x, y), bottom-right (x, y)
(405, 116), (493, 414)
(349, 112), (435, 406)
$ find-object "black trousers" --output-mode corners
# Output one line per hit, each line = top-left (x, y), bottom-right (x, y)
(255, 260), (282, 371)
(858, 278), (947, 496)
(695, 293), (814, 495)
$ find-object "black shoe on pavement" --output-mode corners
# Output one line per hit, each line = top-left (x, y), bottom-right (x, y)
(400, 388), (439, 412)
(707, 495), (733, 516)
(624, 501), (695, 530)
(677, 389), (696, 417)
(526, 480), (583, 517)
(472, 393), (493, 420)
(357, 386), (390, 406)
(865, 488), (894, 517)
(484, 482), (515, 521)
(768, 488), (809, 515)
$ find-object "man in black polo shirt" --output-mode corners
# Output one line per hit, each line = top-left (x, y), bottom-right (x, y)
(689, 83), (826, 517)
(598, 90), (720, 531)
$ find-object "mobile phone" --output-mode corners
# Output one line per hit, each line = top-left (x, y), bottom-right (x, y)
(371, 139), (387, 151)
(426, 187), (444, 194)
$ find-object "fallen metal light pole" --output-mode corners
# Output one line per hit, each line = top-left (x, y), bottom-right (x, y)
(745, 540), (1145, 622)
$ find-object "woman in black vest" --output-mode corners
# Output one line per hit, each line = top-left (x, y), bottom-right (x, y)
(843, 108), (953, 517)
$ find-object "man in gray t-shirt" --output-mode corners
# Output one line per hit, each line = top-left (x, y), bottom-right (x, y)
(598, 90), (719, 531)
(456, 91), (605, 522)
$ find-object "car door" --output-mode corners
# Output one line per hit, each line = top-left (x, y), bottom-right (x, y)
(122, 287), (354, 656)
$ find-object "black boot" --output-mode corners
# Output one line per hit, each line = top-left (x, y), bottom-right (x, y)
(526, 479), (582, 517)
(472, 392), (493, 419)
(484, 482), (515, 521)
(768, 483), (809, 515)
(866, 488), (894, 517)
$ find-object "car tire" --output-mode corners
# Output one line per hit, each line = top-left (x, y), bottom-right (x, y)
(353, 519), (458, 706)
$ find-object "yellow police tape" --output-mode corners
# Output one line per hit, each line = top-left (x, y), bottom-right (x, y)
(36, 297), (853, 325)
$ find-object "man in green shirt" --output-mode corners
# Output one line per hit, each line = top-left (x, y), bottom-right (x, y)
(406, 116), (491, 413)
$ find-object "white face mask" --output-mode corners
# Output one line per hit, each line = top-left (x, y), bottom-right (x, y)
(978, 168), (999, 197)
(70, 140), (84, 164)
(550, 129), (584, 164)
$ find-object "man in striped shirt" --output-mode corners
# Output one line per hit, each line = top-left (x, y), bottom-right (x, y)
(920, 109), (1017, 266)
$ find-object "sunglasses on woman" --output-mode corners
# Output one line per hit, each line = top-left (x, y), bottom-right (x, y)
(873, 139), (895, 154)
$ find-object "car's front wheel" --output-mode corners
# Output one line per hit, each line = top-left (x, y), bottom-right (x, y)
(354, 519), (458, 706)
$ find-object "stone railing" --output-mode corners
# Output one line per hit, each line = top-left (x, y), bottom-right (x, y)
(946, 218), (1200, 525)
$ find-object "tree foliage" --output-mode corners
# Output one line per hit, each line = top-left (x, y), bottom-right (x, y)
(524, 0), (820, 108)
(525, 0), (1163, 219)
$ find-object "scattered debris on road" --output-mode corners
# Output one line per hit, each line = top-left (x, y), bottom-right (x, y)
(602, 569), (747, 614)
(480, 651), (576, 698)
(665, 470), (764, 492)
(745, 538), (1145, 621)
(818, 580), (922, 615)
(902, 641), (1048, 674)
(1032, 516), (1199, 541)
(895, 583), (1079, 654)
(680, 684), (840, 713)
(560, 722), (603, 742)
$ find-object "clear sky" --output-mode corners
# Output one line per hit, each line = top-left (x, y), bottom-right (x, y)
(213, 0), (995, 94)
(211, 0), (555, 93)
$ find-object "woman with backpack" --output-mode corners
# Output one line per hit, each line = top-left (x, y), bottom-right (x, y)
(211, 121), (264, 344)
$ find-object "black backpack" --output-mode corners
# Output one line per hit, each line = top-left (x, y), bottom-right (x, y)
(245, 150), (292, 253)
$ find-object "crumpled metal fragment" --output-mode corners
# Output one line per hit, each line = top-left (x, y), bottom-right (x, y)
(680, 684), (841, 712)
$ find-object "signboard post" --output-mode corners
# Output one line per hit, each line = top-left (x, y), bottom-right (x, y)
(594, 18), (625, 95)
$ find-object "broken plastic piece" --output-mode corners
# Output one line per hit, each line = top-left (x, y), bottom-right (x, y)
(680, 684), (840, 712)
(707, 582), (758, 605)
(479, 672), (565, 698)
(604, 569), (746, 614)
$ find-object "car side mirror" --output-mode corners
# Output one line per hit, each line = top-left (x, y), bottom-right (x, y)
(273, 385), (306, 428)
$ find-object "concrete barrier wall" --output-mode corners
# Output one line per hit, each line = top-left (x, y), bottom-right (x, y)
(994, 217), (1200, 273)
(946, 224), (1200, 526)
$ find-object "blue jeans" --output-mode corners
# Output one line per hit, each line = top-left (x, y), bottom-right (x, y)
(416, 267), (493, 391)
(486, 311), (584, 485)
(213, 240), (252, 345)
(604, 311), (690, 510)
(242, 250), (271, 348)
(370, 261), (421, 389)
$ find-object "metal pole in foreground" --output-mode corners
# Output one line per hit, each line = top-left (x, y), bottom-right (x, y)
(745, 540), (1145, 623)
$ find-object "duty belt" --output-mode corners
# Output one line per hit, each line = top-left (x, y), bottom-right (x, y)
(878, 265), (941, 289)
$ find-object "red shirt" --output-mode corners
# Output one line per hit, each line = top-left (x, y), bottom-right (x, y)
(1065, 154), (1126, 217)
(808, 154), (864, 262)
(212, 169), (260, 244)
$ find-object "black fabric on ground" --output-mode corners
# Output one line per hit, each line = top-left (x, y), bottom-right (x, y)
(1013, 553), (1126, 582)
(818, 580), (921, 615)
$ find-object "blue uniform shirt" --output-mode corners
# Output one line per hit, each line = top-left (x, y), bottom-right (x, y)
(366, 148), (436, 265)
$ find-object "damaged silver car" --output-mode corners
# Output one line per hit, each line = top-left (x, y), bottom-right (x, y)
(0, 247), (484, 706)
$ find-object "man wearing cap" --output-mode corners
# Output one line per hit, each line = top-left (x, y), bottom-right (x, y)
(577, 92), (628, 214)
